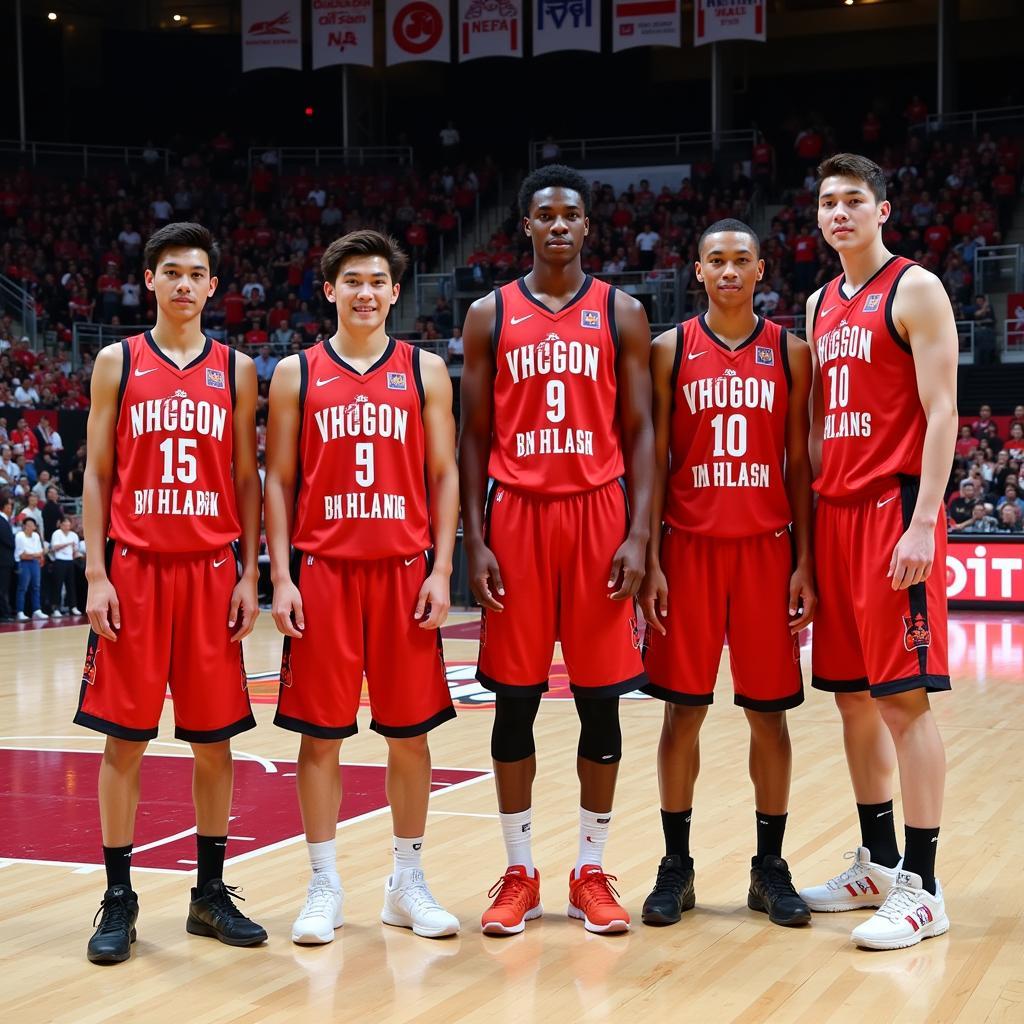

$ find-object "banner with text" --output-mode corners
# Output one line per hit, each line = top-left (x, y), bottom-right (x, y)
(612, 0), (680, 52)
(534, 0), (600, 55)
(242, 0), (302, 71)
(312, 0), (374, 68)
(386, 0), (450, 64)
(694, 0), (766, 46)
(947, 538), (1024, 606)
(459, 0), (522, 62)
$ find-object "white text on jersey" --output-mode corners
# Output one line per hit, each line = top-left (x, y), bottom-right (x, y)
(505, 338), (599, 385)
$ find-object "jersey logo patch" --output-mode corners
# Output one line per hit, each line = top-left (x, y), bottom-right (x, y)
(581, 309), (601, 329)
(755, 346), (774, 366)
(903, 613), (931, 651)
(386, 372), (407, 391)
(206, 368), (225, 389)
(863, 293), (883, 313)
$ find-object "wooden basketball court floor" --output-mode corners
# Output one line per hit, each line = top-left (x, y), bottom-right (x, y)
(1, 610), (1022, 1024)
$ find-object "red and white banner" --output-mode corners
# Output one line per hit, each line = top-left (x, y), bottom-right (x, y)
(459, 0), (522, 62)
(613, 0), (679, 52)
(312, 0), (374, 68)
(387, 0), (450, 64)
(533, 0), (600, 55)
(242, 0), (302, 71)
(694, 0), (766, 46)
(947, 540), (1024, 604)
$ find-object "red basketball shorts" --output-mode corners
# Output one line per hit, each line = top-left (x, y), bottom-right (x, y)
(642, 526), (804, 710)
(812, 477), (950, 697)
(275, 551), (455, 738)
(477, 479), (646, 698)
(74, 544), (255, 743)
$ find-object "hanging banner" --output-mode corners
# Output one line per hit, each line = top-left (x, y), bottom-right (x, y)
(242, 0), (302, 71)
(694, 0), (766, 46)
(459, 0), (522, 62)
(612, 0), (680, 52)
(387, 0), (450, 65)
(312, 0), (374, 67)
(533, 0), (600, 55)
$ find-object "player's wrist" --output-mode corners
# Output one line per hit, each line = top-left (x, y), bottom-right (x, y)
(85, 566), (109, 583)
(430, 563), (453, 578)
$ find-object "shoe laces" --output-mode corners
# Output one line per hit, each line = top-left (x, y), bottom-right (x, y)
(650, 860), (689, 899)
(825, 850), (867, 891)
(575, 871), (622, 911)
(93, 892), (131, 932)
(487, 870), (534, 908)
(302, 874), (339, 918)
(758, 861), (798, 902)
(206, 883), (249, 922)
(398, 870), (444, 914)
(872, 882), (922, 924)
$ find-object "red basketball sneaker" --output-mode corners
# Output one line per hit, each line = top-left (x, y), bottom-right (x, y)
(481, 866), (543, 935)
(568, 865), (630, 933)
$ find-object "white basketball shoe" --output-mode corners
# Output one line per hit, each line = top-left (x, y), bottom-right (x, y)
(799, 847), (900, 912)
(851, 869), (949, 950)
(381, 868), (459, 938)
(291, 872), (344, 945)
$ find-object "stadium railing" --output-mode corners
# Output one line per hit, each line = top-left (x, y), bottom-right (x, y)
(919, 105), (1024, 138)
(528, 130), (757, 171)
(974, 244), (1023, 295)
(0, 140), (171, 174)
(71, 322), (149, 366)
(247, 146), (414, 173)
(0, 273), (37, 347)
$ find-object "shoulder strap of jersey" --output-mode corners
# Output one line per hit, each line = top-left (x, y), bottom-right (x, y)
(606, 282), (620, 352)
(885, 260), (917, 356)
(228, 345), (237, 409)
(297, 349), (309, 426)
(809, 281), (830, 337)
(777, 322), (793, 392)
(116, 339), (131, 412)
(669, 324), (684, 395)
(491, 286), (504, 355)
(411, 343), (425, 413)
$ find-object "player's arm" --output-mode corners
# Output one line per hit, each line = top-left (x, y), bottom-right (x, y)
(804, 287), (825, 478)
(888, 267), (959, 590)
(458, 292), (504, 611)
(639, 328), (676, 635)
(417, 351), (458, 629)
(784, 332), (816, 632)
(82, 343), (123, 642)
(229, 352), (260, 642)
(612, 289), (655, 600)
(264, 355), (304, 637)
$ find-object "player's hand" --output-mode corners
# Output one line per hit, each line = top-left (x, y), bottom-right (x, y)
(415, 569), (450, 630)
(228, 574), (259, 643)
(608, 534), (645, 600)
(639, 564), (669, 635)
(272, 578), (305, 638)
(467, 540), (505, 612)
(788, 563), (817, 633)
(887, 521), (934, 591)
(86, 574), (120, 642)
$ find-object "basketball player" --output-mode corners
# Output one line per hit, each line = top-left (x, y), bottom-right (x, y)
(639, 220), (814, 928)
(797, 154), (956, 950)
(460, 165), (654, 935)
(265, 230), (460, 942)
(76, 222), (267, 963)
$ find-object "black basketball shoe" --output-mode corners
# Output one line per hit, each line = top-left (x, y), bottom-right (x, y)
(87, 885), (139, 964)
(747, 855), (811, 927)
(186, 880), (268, 946)
(641, 854), (696, 926)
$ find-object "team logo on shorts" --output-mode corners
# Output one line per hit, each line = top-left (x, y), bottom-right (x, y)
(581, 309), (601, 329)
(629, 616), (641, 650)
(863, 293), (883, 313)
(386, 372), (407, 391)
(206, 368), (225, 389)
(755, 346), (774, 366)
(82, 640), (99, 686)
(280, 647), (293, 688)
(479, 609), (488, 648)
(902, 613), (931, 651)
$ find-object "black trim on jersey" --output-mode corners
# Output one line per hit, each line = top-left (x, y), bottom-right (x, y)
(899, 474), (932, 678)
(297, 350), (309, 443)
(697, 313), (765, 354)
(809, 287), (828, 336)
(176, 713), (257, 744)
(322, 335), (396, 376)
(811, 673), (870, 693)
(607, 285), (620, 352)
(116, 339), (131, 411)
(870, 673), (951, 697)
(144, 329), (212, 372)
(640, 681), (715, 706)
(73, 703), (160, 743)
(370, 704), (457, 738)
(836, 255), (899, 303)
(516, 273), (593, 316)
(491, 287), (504, 355)
(476, 669), (549, 697)
(570, 671), (648, 699)
(670, 324), (684, 397)
(885, 263), (916, 355)
(780, 330), (793, 392)
(274, 711), (359, 740)
(411, 345), (426, 411)
(734, 688), (805, 713)
(228, 346), (237, 408)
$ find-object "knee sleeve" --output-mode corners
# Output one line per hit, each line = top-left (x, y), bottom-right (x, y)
(575, 694), (622, 764)
(490, 693), (542, 763)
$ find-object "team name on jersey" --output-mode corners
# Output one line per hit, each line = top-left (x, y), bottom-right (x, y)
(516, 429), (595, 458)
(816, 320), (875, 441)
(505, 335), (600, 385)
(680, 375), (777, 414)
(129, 398), (227, 440)
(690, 462), (772, 489)
(132, 489), (221, 517)
(815, 321), (873, 367)
(313, 399), (409, 445)
(323, 492), (406, 521)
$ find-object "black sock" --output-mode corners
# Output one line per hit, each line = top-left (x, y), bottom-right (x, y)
(661, 808), (692, 864)
(856, 800), (901, 867)
(196, 834), (228, 892)
(103, 844), (133, 891)
(903, 826), (939, 895)
(755, 812), (787, 860)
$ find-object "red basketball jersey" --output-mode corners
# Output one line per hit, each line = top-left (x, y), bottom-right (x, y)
(664, 315), (792, 537)
(292, 338), (432, 559)
(488, 275), (624, 494)
(812, 256), (925, 499)
(109, 332), (240, 553)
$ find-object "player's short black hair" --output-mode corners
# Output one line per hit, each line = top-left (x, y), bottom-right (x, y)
(816, 153), (887, 203)
(144, 221), (219, 276)
(518, 164), (590, 219)
(698, 218), (761, 258)
(321, 229), (408, 286)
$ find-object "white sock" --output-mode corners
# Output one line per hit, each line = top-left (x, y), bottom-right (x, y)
(307, 838), (340, 890)
(499, 808), (535, 875)
(576, 807), (611, 874)
(393, 835), (424, 877)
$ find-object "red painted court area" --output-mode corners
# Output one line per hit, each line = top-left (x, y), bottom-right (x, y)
(0, 748), (487, 872)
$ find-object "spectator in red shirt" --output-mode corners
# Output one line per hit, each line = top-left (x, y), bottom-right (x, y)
(96, 262), (122, 323)
(923, 215), (952, 257)
(795, 127), (823, 163)
(791, 228), (819, 292)
(223, 282), (246, 329)
(954, 426), (976, 458)
(971, 404), (994, 439)
(861, 112), (882, 152)
(904, 95), (928, 126)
